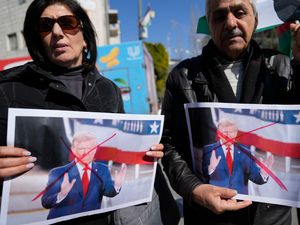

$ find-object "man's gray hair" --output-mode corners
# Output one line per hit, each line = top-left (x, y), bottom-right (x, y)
(205, 0), (258, 19)
(217, 118), (237, 130)
(72, 131), (97, 146)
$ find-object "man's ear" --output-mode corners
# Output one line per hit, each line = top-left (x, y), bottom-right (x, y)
(254, 16), (258, 32)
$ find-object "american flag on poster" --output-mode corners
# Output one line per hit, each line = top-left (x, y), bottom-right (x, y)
(64, 118), (162, 164)
(213, 107), (300, 158)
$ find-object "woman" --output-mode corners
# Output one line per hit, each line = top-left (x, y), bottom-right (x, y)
(0, 0), (179, 224)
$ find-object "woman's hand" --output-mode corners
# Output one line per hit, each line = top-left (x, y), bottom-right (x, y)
(0, 146), (36, 178)
(145, 144), (164, 159)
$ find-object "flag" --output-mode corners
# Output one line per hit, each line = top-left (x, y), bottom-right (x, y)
(66, 118), (162, 164)
(213, 108), (300, 158)
(276, 22), (292, 57)
(197, 0), (284, 35)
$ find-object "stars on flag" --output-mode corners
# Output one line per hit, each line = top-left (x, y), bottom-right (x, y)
(93, 119), (103, 124)
(150, 121), (160, 134)
(293, 112), (300, 123)
(234, 108), (243, 113)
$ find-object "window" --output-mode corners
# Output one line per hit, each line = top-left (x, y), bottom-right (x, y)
(7, 33), (18, 51)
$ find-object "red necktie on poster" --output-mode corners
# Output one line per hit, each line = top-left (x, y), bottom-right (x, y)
(82, 166), (89, 198)
(226, 146), (233, 175)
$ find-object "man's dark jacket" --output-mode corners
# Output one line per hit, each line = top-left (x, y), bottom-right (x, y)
(161, 40), (299, 225)
(0, 62), (180, 225)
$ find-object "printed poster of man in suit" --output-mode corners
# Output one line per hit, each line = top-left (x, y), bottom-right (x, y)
(41, 131), (127, 219)
(185, 106), (273, 195)
(2, 112), (159, 225)
(185, 104), (300, 207)
(202, 118), (273, 194)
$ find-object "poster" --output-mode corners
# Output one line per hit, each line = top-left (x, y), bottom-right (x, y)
(185, 102), (300, 207)
(0, 108), (163, 225)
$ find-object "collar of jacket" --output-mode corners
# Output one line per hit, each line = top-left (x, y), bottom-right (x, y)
(26, 62), (102, 106)
(201, 40), (265, 103)
(27, 62), (101, 100)
(26, 62), (100, 82)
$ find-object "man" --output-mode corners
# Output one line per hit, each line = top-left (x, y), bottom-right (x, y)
(161, 0), (300, 224)
(41, 132), (127, 220)
(202, 118), (273, 195)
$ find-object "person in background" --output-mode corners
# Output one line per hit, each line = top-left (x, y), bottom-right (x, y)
(0, 0), (179, 224)
(161, 0), (300, 224)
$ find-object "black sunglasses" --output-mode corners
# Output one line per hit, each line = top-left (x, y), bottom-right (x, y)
(38, 15), (81, 35)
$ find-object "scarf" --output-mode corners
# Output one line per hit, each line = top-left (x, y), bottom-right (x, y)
(201, 40), (267, 103)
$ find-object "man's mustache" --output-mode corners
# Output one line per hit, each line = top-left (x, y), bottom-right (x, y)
(222, 28), (244, 39)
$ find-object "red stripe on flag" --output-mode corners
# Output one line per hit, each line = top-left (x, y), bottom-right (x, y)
(276, 22), (291, 37)
(237, 131), (300, 158)
(95, 146), (154, 165)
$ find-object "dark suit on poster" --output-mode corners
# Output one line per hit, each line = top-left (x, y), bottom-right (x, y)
(202, 141), (266, 194)
(41, 161), (118, 220)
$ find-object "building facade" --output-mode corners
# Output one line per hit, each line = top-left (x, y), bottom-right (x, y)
(0, 0), (120, 59)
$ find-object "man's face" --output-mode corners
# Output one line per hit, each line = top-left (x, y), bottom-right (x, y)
(218, 124), (238, 146)
(207, 0), (257, 60)
(73, 139), (97, 165)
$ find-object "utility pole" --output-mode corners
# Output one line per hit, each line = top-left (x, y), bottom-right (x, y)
(138, 0), (143, 40)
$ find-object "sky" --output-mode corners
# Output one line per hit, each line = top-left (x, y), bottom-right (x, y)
(109, 0), (206, 59)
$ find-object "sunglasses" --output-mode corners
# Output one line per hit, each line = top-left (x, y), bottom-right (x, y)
(38, 15), (81, 35)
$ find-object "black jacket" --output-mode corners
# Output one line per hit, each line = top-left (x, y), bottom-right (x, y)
(161, 40), (299, 225)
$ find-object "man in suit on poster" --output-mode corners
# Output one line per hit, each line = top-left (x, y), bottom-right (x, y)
(41, 132), (127, 220)
(202, 118), (273, 194)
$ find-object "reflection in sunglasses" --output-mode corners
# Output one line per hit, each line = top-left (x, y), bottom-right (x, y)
(39, 15), (81, 35)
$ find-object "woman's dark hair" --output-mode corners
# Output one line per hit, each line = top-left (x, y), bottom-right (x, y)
(23, 0), (97, 71)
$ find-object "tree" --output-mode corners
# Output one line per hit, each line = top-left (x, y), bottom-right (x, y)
(144, 42), (169, 100)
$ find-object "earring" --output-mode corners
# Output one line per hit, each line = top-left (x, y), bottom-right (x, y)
(83, 48), (89, 62)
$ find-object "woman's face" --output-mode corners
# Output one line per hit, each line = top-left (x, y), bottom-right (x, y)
(39, 4), (87, 68)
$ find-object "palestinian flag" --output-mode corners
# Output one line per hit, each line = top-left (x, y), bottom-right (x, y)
(276, 22), (292, 57)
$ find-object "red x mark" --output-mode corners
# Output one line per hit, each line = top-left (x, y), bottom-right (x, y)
(207, 121), (288, 191)
(31, 133), (116, 201)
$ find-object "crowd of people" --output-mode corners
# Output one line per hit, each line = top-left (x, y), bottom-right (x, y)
(0, 0), (300, 225)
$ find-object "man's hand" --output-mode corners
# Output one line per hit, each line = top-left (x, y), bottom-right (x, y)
(192, 184), (252, 214)
(145, 143), (164, 158)
(290, 22), (300, 63)
(208, 150), (221, 175)
(0, 146), (37, 178)
(114, 163), (127, 190)
(58, 173), (76, 200)
(260, 154), (274, 179)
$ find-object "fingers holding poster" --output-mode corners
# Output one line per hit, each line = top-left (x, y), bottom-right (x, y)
(185, 102), (300, 207)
